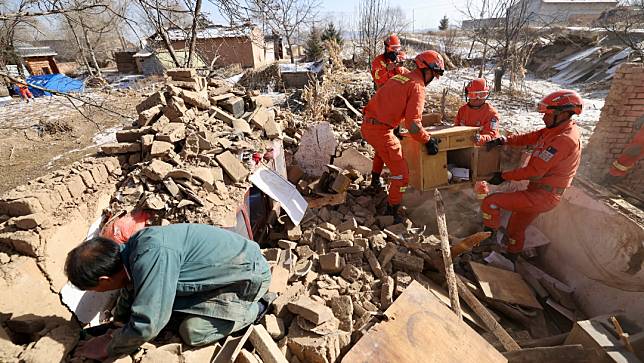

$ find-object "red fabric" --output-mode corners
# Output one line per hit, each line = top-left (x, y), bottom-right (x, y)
(609, 126), (644, 177)
(371, 54), (408, 89)
(19, 86), (32, 99)
(481, 185), (561, 253)
(363, 69), (431, 144)
(502, 121), (581, 188)
(454, 103), (500, 145)
(361, 122), (409, 205)
(100, 210), (151, 244)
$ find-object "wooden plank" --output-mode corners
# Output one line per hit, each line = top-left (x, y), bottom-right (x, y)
(412, 272), (485, 328)
(434, 189), (462, 320)
(401, 135), (422, 190)
(424, 125), (480, 137)
(342, 281), (507, 363)
(502, 344), (590, 363)
(564, 320), (642, 363)
(470, 262), (542, 310)
(456, 277), (521, 353)
(476, 147), (502, 180)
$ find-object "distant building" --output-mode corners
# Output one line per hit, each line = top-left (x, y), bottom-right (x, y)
(149, 23), (267, 69)
(132, 48), (207, 75)
(15, 46), (59, 75)
(510, 0), (617, 26)
(461, 18), (504, 30)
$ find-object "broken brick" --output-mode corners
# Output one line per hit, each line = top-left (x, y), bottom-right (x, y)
(380, 276), (394, 310)
(319, 252), (344, 274)
(141, 160), (173, 181)
(156, 123), (186, 143)
(263, 118), (282, 139)
(101, 142), (141, 155)
(314, 227), (335, 241)
(150, 141), (174, 157)
(219, 96), (245, 118)
(137, 105), (163, 126)
(136, 91), (166, 114)
(261, 314), (286, 340)
(378, 242), (398, 267)
(65, 174), (86, 199)
(180, 89), (210, 109)
(340, 264), (362, 282)
(288, 296), (334, 325)
(364, 249), (384, 279)
(14, 213), (48, 230)
(328, 295), (353, 332)
(392, 251), (424, 272)
(215, 151), (249, 183)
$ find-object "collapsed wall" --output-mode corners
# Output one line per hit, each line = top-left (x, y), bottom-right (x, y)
(582, 62), (644, 196)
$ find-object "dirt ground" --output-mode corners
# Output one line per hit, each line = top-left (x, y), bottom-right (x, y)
(0, 91), (139, 194)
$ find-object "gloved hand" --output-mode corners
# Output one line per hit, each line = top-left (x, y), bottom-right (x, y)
(425, 137), (441, 155)
(488, 172), (505, 185)
(472, 134), (481, 144)
(485, 136), (507, 151)
(393, 127), (402, 140)
(386, 62), (397, 71)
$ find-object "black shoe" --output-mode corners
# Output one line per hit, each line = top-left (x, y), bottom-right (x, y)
(385, 204), (403, 224)
(254, 292), (277, 324)
(370, 172), (383, 188)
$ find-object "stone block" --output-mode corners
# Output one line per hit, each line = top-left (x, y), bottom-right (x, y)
(4, 197), (43, 217)
(262, 314), (286, 340)
(314, 227), (335, 241)
(141, 160), (173, 181)
(364, 249), (384, 279)
(150, 141), (174, 157)
(328, 295), (353, 332)
(391, 252), (424, 273)
(219, 96), (245, 118)
(233, 118), (252, 135)
(155, 123), (186, 143)
(66, 175), (86, 199)
(340, 264), (362, 282)
(162, 97), (188, 123)
(78, 170), (95, 189)
(101, 142), (141, 155)
(319, 252), (344, 274)
(263, 119), (282, 139)
(116, 127), (153, 143)
(53, 184), (73, 203)
(273, 282), (305, 318)
(136, 91), (166, 114)
(211, 106), (238, 125)
(137, 104), (163, 126)
(215, 151), (249, 183)
(381, 276), (394, 310)
(180, 89), (210, 109)
(288, 297), (334, 325)
(253, 95), (274, 108)
(250, 106), (269, 128)
(14, 213), (48, 230)
(0, 230), (41, 257)
(248, 325), (288, 363)
(378, 242), (398, 266)
(287, 322), (350, 363)
(166, 68), (196, 79)
(20, 323), (78, 363)
(337, 218), (357, 233)
(90, 164), (109, 184)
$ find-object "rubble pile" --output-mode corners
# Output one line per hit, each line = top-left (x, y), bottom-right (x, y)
(99, 68), (288, 224)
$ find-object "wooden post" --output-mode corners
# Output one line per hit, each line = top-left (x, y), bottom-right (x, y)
(456, 276), (521, 352)
(434, 189), (462, 320)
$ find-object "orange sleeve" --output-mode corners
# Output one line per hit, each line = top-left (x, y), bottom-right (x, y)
(477, 109), (500, 144)
(454, 106), (464, 126)
(371, 57), (389, 87)
(507, 129), (544, 147)
(502, 136), (575, 181)
(404, 83), (430, 144)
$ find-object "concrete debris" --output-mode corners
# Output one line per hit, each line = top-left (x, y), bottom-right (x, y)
(288, 296), (335, 325)
(294, 122), (338, 177)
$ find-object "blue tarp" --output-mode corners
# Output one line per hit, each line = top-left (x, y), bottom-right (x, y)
(13, 74), (85, 97)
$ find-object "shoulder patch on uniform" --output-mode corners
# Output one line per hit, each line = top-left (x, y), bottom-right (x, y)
(490, 117), (498, 130)
(539, 146), (557, 162)
(391, 74), (409, 83)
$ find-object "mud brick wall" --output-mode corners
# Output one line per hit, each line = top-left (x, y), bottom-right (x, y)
(582, 62), (644, 196)
(0, 157), (122, 257)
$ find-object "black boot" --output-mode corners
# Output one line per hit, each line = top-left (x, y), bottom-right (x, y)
(370, 172), (382, 188)
(385, 204), (403, 224)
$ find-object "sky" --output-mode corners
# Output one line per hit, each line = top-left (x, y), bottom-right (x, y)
(201, 0), (471, 33)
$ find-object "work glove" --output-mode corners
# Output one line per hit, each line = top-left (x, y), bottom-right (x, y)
(488, 172), (505, 185)
(485, 136), (507, 151)
(393, 127), (402, 140)
(425, 137), (441, 155)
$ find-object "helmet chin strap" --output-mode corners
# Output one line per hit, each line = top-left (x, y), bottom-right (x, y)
(546, 111), (572, 129)
(421, 68), (433, 86)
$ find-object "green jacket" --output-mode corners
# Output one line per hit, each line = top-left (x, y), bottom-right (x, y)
(107, 224), (270, 356)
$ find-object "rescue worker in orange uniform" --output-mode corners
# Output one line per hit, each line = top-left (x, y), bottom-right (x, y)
(605, 115), (644, 183)
(455, 78), (501, 200)
(482, 90), (583, 259)
(371, 34), (408, 89)
(362, 50), (445, 222)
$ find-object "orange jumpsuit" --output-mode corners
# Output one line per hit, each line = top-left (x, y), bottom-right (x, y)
(362, 70), (431, 205)
(455, 102), (501, 199)
(481, 121), (581, 253)
(455, 102), (500, 146)
(371, 54), (408, 89)
(608, 125), (644, 177)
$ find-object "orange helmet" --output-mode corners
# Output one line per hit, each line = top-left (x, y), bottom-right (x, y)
(537, 90), (583, 115)
(464, 78), (489, 101)
(415, 50), (445, 78)
(384, 35), (401, 52)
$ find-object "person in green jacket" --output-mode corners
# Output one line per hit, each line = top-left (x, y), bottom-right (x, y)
(65, 223), (272, 361)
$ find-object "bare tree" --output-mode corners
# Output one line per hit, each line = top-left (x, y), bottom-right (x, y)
(597, 0), (644, 62)
(356, 0), (409, 65)
(186, 0), (202, 67)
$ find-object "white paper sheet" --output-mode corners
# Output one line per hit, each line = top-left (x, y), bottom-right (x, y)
(250, 166), (308, 225)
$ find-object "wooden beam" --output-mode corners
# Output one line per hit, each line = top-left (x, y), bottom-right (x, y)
(434, 188), (462, 320)
(502, 344), (590, 363)
(456, 276), (521, 352)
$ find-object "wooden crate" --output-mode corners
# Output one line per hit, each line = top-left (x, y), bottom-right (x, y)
(402, 125), (501, 191)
